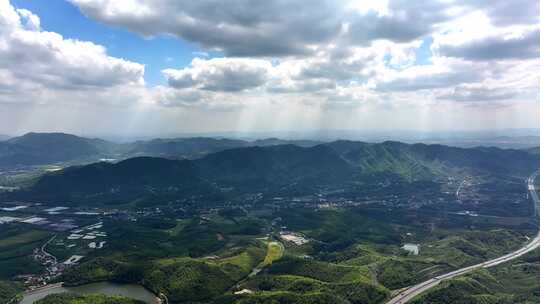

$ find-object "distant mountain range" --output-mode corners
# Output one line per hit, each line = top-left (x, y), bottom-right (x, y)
(3, 132), (540, 170)
(422, 135), (540, 149)
(0, 133), (108, 168)
(11, 140), (540, 203)
(0, 132), (322, 169)
(527, 146), (540, 154)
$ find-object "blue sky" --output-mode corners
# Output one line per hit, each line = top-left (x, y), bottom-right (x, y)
(1, 0), (539, 135)
(10, 0), (433, 85)
(11, 0), (208, 86)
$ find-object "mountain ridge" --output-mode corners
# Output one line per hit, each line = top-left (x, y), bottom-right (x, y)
(0, 132), (322, 168)
(10, 140), (540, 203)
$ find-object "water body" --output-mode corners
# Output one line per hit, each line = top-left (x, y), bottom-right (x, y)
(20, 282), (159, 304)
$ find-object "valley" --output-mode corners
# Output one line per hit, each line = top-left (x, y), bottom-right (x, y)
(2, 134), (540, 303)
(2, 0), (540, 302)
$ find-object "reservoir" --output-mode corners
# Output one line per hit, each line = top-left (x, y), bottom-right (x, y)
(20, 282), (159, 304)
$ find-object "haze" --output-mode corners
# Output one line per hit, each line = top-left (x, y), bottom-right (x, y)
(1, 0), (540, 136)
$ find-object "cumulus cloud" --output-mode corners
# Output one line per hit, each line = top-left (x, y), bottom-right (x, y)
(64, 0), (540, 113)
(437, 27), (540, 60)
(346, 1), (451, 45)
(375, 58), (486, 92)
(0, 0), (144, 93)
(437, 85), (517, 102)
(461, 0), (540, 26)
(3, 0), (540, 134)
(68, 0), (459, 57)
(68, 0), (344, 57)
(268, 78), (337, 94)
(163, 58), (271, 92)
(294, 47), (375, 81)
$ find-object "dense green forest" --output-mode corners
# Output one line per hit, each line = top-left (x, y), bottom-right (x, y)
(411, 248), (540, 304)
(35, 293), (145, 304)
(2, 133), (540, 303)
(49, 207), (535, 304)
(8, 139), (540, 204)
(0, 281), (22, 304)
(60, 246), (266, 303)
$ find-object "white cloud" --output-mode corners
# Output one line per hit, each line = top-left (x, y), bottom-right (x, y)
(163, 58), (271, 92)
(2, 0), (540, 134)
(14, 9), (40, 31)
(0, 0), (144, 94)
(69, 0), (345, 57)
(437, 84), (518, 102)
(64, 0), (540, 113)
(433, 10), (540, 60)
(375, 58), (485, 92)
(68, 0), (456, 57)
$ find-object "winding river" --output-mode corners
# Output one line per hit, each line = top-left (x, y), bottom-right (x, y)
(20, 282), (160, 304)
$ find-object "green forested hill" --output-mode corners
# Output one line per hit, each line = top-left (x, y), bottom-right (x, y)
(0, 281), (22, 304)
(411, 247), (540, 304)
(0, 132), (322, 168)
(11, 140), (540, 203)
(326, 140), (540, 177)
(35, 293), (145, 304)
(59, 246), (266, 303)
(0, 132), (110, 167)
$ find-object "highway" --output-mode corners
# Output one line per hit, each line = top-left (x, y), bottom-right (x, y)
(528, 169), (540, 217)
(41, 234), (57, 265)
(387, 171), (540, 304)
(455, 179), (467, 203)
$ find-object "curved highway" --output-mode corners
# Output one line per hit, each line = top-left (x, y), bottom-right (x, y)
(528, 169), (540, 217)
(41, 234), (57, 265)
(387, 171), (540, 304)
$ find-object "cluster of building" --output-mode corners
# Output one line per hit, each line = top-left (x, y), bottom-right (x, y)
(401, 243), (420, 255)
(454, 210), (479, 217)
(67, 222), (107, 241)
(63, 255), (85, 265)
(88, 241), (106, 249)
(279, 231), (309, 246)
(23, 224), (109, 289)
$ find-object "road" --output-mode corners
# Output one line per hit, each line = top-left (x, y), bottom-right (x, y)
(455, 179), (467, 203)
(527, 169), (540, 217)
(159, 292), (169, 304)
(387, 171), (540, 304)
(41, 235), (57, 263)
(24, 282), (64, 295)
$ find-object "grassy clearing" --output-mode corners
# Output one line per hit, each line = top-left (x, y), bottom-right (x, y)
(261, 242), (284, 267)
(216, 246), (266, 273)
(166, 219), (189, 237)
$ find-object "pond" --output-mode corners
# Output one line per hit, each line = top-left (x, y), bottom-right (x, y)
(20, 282), (160, 304)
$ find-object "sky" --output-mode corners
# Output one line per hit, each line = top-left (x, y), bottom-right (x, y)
(0, 0), (540, 137)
